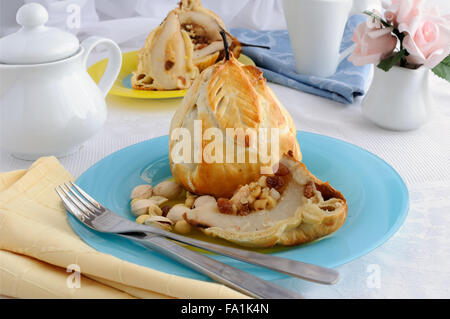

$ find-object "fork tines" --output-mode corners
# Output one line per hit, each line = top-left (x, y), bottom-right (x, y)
(56, 182), (100, 221)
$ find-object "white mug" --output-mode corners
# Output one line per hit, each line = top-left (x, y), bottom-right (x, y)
(282, 0), (370, 77)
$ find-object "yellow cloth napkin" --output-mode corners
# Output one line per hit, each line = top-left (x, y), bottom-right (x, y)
(0, 156), (248, 299)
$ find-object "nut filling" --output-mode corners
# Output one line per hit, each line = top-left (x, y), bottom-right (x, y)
(181, 23), (211, 50)
(217, 163), (290, 216)
(181, 23), (211, 49)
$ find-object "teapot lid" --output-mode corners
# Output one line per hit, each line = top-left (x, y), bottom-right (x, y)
(0, 3), (80, 64)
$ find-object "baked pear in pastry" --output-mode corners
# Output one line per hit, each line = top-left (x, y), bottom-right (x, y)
(132, 0), (241, 90)
(167, 155), (348, 248)
(169, 55), (301, 198)
(132, 11), (199, 90)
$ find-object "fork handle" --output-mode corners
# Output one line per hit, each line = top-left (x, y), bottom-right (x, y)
(120, 233), (303, 299)
(134, 224), (339, 285)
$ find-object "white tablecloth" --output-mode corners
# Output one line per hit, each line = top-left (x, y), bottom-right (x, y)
(1, 47), (449, 298)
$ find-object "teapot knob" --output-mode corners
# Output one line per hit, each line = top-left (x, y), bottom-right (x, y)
(17, 3), (49, 28)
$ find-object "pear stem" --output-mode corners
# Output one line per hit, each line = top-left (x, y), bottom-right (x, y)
(220, 29), (230, 60)
(240, 42), (270, 50)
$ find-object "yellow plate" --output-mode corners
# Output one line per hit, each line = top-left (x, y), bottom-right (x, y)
(88, 50), (256, 99)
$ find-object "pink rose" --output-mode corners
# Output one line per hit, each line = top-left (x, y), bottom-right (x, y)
(348, 22), (398, 66)
(383, 0), (424, 29)
(402, 10), (450, 68)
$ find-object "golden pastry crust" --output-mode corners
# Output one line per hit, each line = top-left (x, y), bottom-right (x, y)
(180, 156), (347, 248)
(169, 57), (301, 198)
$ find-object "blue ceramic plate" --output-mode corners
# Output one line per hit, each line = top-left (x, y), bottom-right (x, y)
(69, 131), (409, 282)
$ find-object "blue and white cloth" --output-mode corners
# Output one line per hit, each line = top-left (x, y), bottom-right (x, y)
(231, 15), (371, 104)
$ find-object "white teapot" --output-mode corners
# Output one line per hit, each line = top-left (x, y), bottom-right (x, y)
(0, 3), (122, 160)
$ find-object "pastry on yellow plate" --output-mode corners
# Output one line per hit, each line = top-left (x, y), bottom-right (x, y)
(132, 0), (241, 91)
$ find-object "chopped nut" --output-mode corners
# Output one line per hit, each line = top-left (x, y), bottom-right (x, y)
(136, 214), (150, 224)
(249, 182), (258, 188)
(258, 176), (267, 187)
(130, 184), (152, 200)
(153, 181), (182, 200)
(259, 187), (270, 199)
(217, 198), (236, 215)
(174, 220), (192, 234)
(254, 199), (268, 210)
(266, 196), (277, 209)
(231, 185), (249, 200)
(269, 188), (281, 200)
(229, 185), (253, 214)
(249, 184), (262, 198)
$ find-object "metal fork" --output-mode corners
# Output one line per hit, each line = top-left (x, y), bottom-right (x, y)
(56, 184), (303, 299)
(56, 181), (339, 285)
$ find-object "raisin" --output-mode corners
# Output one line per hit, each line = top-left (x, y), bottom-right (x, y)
(266, 175), (285, 191)
(237, 202), (250, 216)
(217, 198), (235, 215)
(165, 60), (174, 70)
(314, 182), (338, 201)
(274, 163), (289, 176)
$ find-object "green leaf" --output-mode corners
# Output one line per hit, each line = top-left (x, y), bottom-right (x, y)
(432, 55), (450, 82)
(377, 50), (406, 72)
